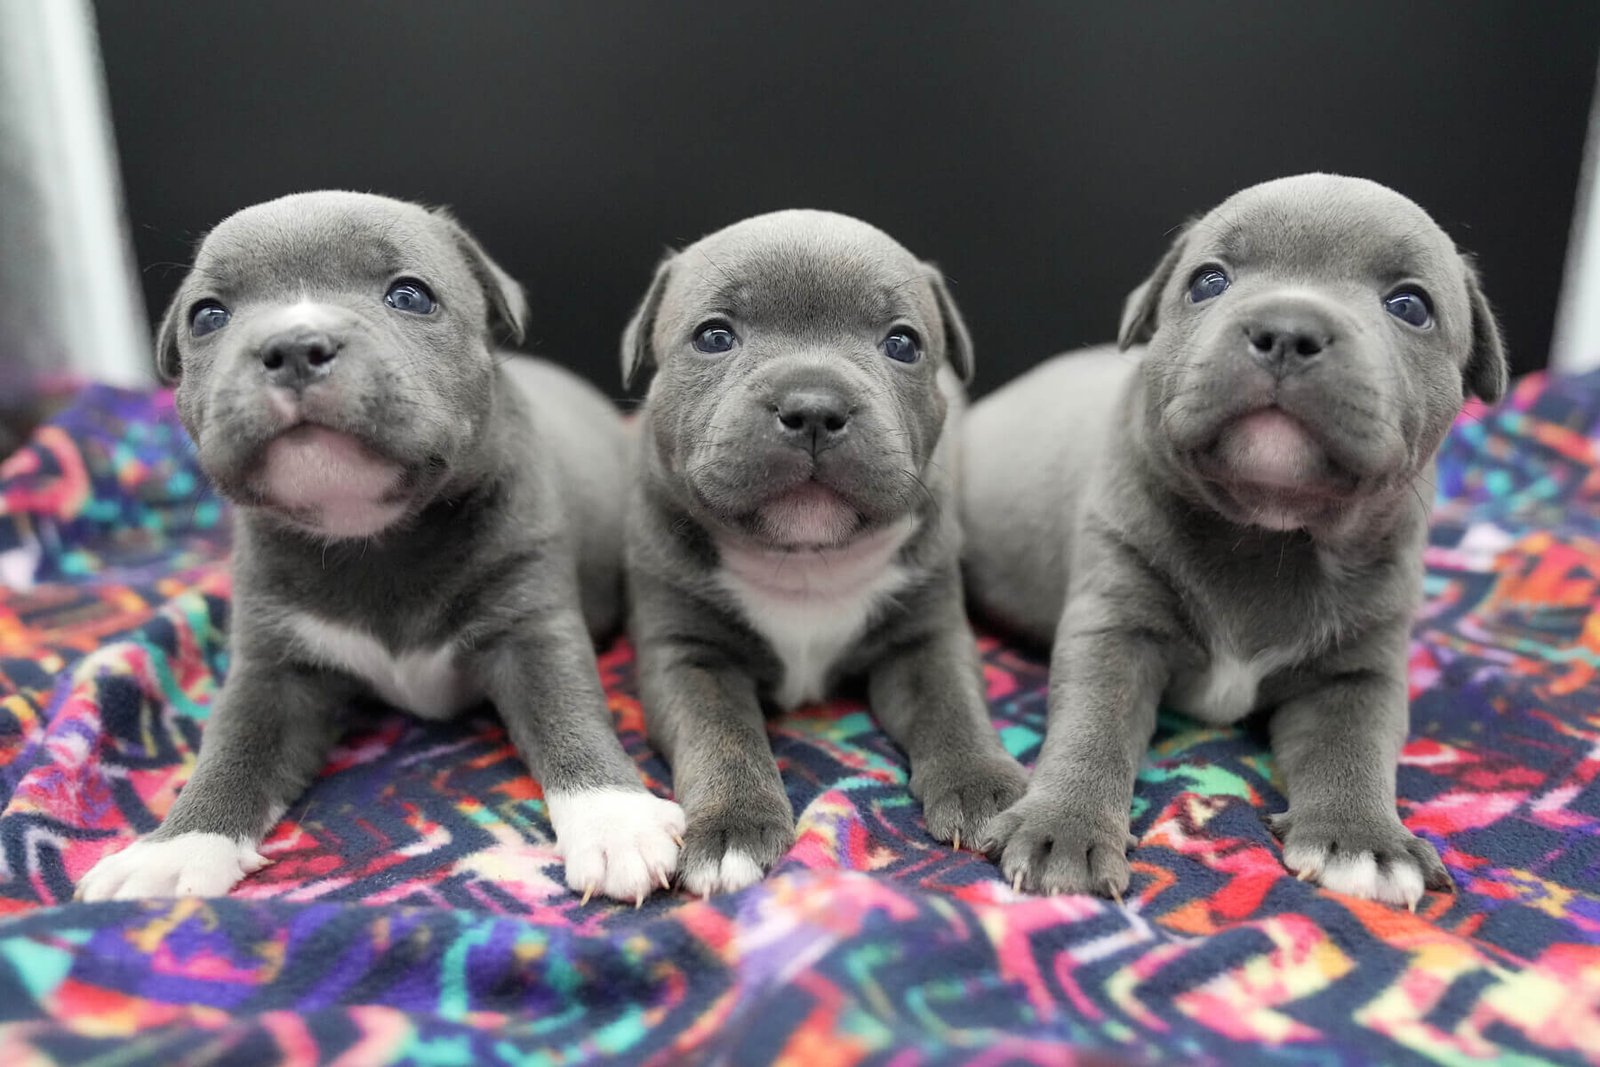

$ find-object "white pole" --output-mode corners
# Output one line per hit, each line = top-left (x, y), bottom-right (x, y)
(1553, 54), (1600, 374)
(0, 0), (152, 401)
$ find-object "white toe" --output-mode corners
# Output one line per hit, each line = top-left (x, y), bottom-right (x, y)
(77, 833), (263, 902)
(718, 849), (764, 891)
(545, 788), (684, 903)
(679, 847), (765, 896)
(678, 857), (718, 898)
(1316, 851), (1426, 907)
(1286, 841), (1427, 909)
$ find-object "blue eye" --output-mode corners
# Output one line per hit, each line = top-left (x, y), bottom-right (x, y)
(384, 279), (437, 315)
(1384, 290), (1432, 329)
(190, 302), (231, 337)
(1188, 267), (1230, 303)
(881, 329), (921, 363)
(693, 321), (738, 354)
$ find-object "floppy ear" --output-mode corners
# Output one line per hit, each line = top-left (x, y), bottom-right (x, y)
(154, 290), (184, 383)
(924, 264), (975, 384)
(1117, 222), (1193, 351)
(1459, 253), (1508, 403)
(430, 207), (528, 346)
(621, 253), (675, 391)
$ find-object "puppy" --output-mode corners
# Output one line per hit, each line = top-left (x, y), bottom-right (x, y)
(963, 175), (1507, 907)
(622, 210), (1029, 895)
(77, 192), (683, 904)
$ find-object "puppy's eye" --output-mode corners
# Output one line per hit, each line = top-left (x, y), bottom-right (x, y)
(1383, 290), (1432, 329)
(1188, 267), (1230, 303)
(384, 279), (437, 315)
(881, 329), (921, 364)
(692, 321), (738, 354)
(190, 301), (231, 337)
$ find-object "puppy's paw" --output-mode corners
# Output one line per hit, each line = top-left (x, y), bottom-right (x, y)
(546, 788), (685, 905)
(677, 804), (794, 897)
(1270, 809), (1452, 910)
(75, 833), (268, 902)
(982, 793), (1135, 899)
(913, 752), (1029, 851)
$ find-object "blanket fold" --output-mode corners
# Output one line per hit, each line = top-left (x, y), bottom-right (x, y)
(2, 374), (1599, 1065)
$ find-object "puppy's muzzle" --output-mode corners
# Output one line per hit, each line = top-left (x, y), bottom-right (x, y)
(774, 386), (851, 456)
(1240, 301), (1338, 379)
(260, 330), (342, 391)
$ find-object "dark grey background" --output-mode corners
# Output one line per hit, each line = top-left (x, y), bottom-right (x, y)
(94, 1), (1598, 394)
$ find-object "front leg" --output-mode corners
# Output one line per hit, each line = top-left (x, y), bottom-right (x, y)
(484, 609), (684, 905)
(980, 521), (1180, 897)
(637, 638), (793, 897)
(77, 656), (351, 901)
(1268, 659), (1451, 909)
(984, 603), (1168, 897)
(868, 596), (1027, 851)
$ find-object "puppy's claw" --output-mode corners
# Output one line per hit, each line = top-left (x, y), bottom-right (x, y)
(1109, 885), (1124, 908)
(670, 833), (684, 848)
(635, 891), (644, 910)
(1012, 871), (1024, 894)
(580, 884), (595, 907)
(951, 830), (960, 852)
(657, 870), (671, 891)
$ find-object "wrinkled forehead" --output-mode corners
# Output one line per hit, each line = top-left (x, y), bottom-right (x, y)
(187, 203), (455, 300)
(670, 235), (931, 332)
(1192, 189), (1461, 289)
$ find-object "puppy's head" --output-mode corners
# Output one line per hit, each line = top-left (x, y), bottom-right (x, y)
(156, 191), (527, 539)
(1118, 173), (1506, 532)
(622, 210), (972, 549)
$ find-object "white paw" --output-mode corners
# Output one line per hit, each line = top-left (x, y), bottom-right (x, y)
(76, 833), (268, 902)
(1283, 841), (1427, 909)
(545, 788), (685, 904)
(678, 847), (766, 897)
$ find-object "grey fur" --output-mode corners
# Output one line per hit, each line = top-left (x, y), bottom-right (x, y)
(77, 191), (679, 903)
(963, 174), (1506, 906)
(623, 210), (1026, 895)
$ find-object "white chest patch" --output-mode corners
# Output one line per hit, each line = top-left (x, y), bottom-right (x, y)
(1166, 646), (1299, 725)
(285, 613), (478, 719)
(716, 518), (918, 710)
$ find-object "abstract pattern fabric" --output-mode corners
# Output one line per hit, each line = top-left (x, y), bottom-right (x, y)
(2, 375), (1600, 1065)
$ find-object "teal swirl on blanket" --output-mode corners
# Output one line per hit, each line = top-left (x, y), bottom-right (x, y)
(1, 374), (1599, 1065)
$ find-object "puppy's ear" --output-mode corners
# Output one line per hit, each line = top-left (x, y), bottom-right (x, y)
(621, 253), (674, 391)
(430, 207), (528, 346)
(154, 289), (184, 383)
(1117, 222), (1193, 351)
(925, 264), (975, 384)
(1460, 253), (1508, 403)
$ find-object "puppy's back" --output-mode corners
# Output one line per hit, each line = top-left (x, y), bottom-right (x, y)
(960, 345), (1134, 644)
(501, 356), (630, 637)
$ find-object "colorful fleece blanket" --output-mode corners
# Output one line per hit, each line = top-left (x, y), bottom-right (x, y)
(1, 374), (1599, 1066)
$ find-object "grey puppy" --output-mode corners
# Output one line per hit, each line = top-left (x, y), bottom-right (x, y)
(963, 174), (1506, 907)
(77, 191), (683, 904)
(623, 210), (1028, 895)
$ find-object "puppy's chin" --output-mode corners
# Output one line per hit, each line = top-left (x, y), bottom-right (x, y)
(1193, 409), (1354, 531)
(755, 483), (861, 548)
(258, 425), (409, 538)
(1216, 410), (1325, 488)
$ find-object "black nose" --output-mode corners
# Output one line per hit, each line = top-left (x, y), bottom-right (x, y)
(260, 332), (340, 388)
(1243, 310), (1334, 376)
(774, 388), (851, 451)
